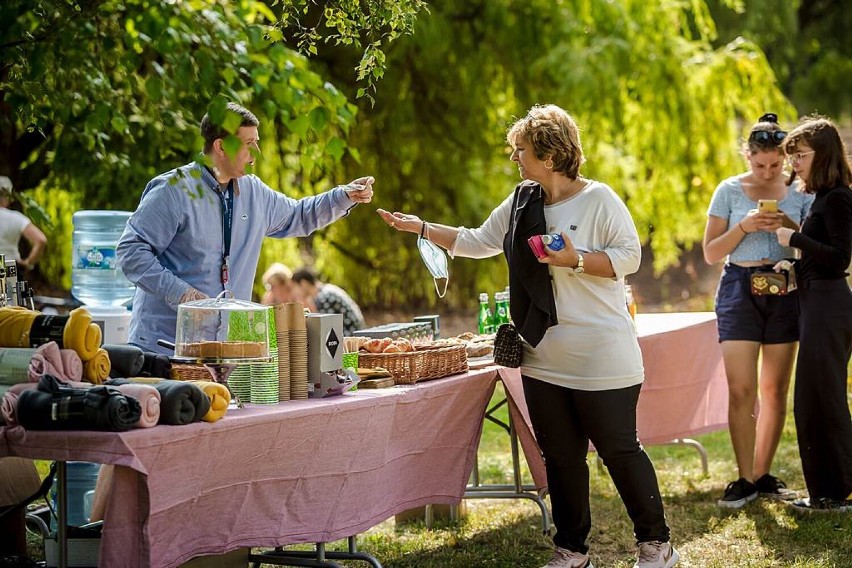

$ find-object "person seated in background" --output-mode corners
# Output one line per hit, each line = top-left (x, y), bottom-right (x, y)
(0, 175), (48, 273)
(261, 262), (297, 305)
(292, 267), (366, 335)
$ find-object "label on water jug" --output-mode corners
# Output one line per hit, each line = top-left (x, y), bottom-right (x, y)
(28, 315), (69, 348)
(76, 246), (118, 270)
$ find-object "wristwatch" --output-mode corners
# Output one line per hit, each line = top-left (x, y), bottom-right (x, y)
(572, 253), (585, 274)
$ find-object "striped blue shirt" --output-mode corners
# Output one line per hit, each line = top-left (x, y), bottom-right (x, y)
(117, 161), (355, 353)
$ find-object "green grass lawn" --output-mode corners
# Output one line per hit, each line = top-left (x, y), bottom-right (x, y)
(286, 380), (852, 568)
(28, 380), (852, 567)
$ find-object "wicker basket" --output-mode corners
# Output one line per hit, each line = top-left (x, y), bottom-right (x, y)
(169, 363), (213, 382)
(357, 344), (468, 385)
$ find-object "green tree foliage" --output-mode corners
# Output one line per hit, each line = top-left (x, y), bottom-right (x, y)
(2, 0), (802, 310)
(0, 0), (422, 292)
(307, 0), (793, 310)
(706, 0), (852, 118)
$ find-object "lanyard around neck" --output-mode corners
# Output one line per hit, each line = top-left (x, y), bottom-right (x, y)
(219, 180), (234, 285)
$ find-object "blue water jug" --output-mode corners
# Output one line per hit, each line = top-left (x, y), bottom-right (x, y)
(71, 210), (135, 307)
(49, 461), (101, 530)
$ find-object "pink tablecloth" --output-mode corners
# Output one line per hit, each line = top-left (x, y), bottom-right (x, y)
(500, 311), (728, 490)
(0, 369), (499, 568)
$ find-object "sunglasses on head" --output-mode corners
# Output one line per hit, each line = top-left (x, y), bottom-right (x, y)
(748, 130), (787, 145)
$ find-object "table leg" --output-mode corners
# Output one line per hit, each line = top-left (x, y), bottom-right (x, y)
(56, 461), (68, 568)
(250, 538), (383, 567)
(464, 396), (552, 534)
(667, 438), (709, 475)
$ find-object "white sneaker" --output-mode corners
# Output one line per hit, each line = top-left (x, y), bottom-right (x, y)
(542, 546), (594, 568)
(634, 541), (679, 568)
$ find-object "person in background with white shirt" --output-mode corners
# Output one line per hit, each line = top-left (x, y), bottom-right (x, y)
(117, 103), (374, 354)
(378, 104), (678, 568)
(0, 176), (47, 272)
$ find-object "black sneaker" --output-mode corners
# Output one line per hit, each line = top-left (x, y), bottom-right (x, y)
(755, 473), (797, 501)
(789, 497), (852, 513)
(718, 478), (758, 509)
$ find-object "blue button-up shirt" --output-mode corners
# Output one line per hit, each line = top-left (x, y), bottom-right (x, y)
(117, 161), (355, 353)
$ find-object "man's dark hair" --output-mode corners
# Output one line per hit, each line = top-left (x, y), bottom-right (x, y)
(292, 267), (320, 286)
(200, 103), (259, 154)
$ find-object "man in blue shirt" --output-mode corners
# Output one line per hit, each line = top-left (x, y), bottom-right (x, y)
(117, 103), (374, 354)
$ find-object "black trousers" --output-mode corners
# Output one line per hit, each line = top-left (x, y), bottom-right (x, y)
(522, 376), (670, 553)
(794, 280), (852, 500)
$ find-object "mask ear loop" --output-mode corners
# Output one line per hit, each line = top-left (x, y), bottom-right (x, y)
(420, 221), (448, 298)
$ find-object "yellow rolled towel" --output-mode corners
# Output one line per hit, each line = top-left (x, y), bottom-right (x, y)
(187, 380), (230, 422)
(0, 307), (102, 362)
(82, 348), (111, 384)
(63, 308), (102, 362)
(0, 307), (37, 347)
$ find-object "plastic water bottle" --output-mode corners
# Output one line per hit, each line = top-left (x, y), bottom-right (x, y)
(477, 292), (495, 335)
(541, 233), (566, 251)
(72, 210), (135, 307)
(49, 461), (101, 530)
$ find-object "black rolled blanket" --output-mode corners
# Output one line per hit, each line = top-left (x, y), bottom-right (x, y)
(16, 374), (141, 431)
(103, 344), (145, 378)
(137, 352), (172, 379)
(107, 378), (209, 425)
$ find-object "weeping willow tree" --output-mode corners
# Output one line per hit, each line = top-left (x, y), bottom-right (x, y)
(294, 0), (794, 310)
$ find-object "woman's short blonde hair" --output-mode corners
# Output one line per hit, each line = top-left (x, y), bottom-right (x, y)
(262, 262), (293, 288)
(506, 105), (584, 178)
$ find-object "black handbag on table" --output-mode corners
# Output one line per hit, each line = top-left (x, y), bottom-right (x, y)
(493, 323), (523, 368)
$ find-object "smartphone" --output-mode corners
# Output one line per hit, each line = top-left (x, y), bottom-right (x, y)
(758, 199), (778, 213)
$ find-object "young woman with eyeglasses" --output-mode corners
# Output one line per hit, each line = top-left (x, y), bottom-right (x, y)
(775, 116), (852, 512)
(703, 113), (814, 509)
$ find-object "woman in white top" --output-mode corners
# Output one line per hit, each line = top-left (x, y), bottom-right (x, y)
(378, 105), (678, 568)
(0, 176), (47, 272)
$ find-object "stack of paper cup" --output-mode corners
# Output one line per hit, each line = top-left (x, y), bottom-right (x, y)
(287, 302), (308, 399)
(249, 307), (279, 404)
(272, 304), (291, 401)
(227, 363), (251, 405)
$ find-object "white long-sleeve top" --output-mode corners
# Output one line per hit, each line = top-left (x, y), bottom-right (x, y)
(451, 180), (644, 391)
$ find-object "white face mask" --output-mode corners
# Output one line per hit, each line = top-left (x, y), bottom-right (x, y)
(417, 225), (449, 298)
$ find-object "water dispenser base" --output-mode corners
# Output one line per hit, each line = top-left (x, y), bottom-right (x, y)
(84, 306), (131, 344)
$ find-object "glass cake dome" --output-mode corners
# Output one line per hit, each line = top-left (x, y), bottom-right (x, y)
(174, 292), (270, 361)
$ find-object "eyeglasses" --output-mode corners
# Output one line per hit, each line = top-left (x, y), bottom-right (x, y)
(787, 150), (815, 165)
(748, 130), (787, 145)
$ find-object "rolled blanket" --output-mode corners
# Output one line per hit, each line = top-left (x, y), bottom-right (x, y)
(59, 349), (83, 382)
(0, 306), (34, 347)
(110, 383), (160, 428)
(107, 378), (209, 425)
(2, 383), (39, 425)
(187, 380), (230, 422)
(0, 307), (102, 362)
(138, 352), (171, 379)
(63, 308), (102, 362)
(102, 344), (145, 378)
(1, 390), (21, 425)
(0, 347), (39, 385)
(16, 375), (141, 431)
(29, 342), (68, 382)
(82, 348), (111, 384)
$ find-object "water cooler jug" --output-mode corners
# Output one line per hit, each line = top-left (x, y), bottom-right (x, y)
(71, 210), (134, 343)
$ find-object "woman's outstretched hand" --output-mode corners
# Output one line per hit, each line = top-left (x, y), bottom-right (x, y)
(377, 209), (423, 233)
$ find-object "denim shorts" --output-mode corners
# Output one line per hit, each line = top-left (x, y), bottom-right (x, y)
(714, 264), (800, 344)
